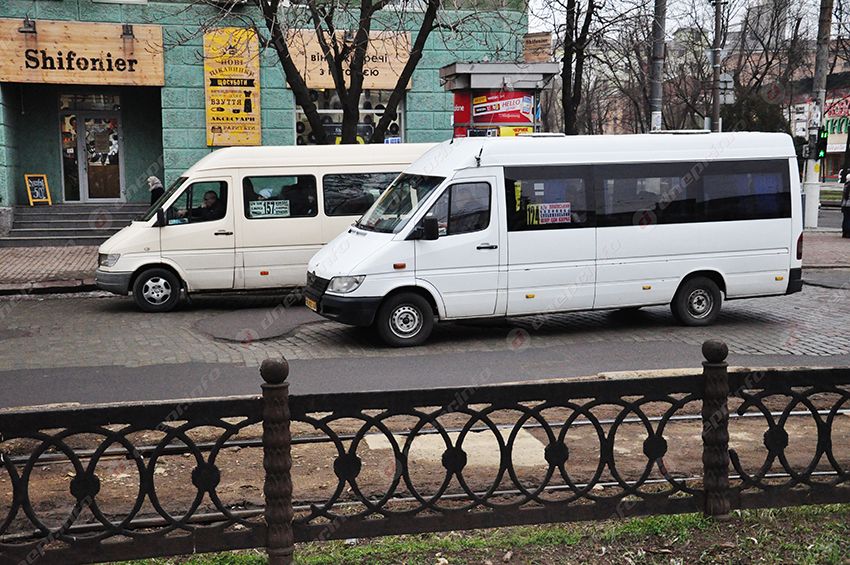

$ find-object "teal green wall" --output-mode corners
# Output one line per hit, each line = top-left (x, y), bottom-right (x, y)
(0, 2), (525, 198)
(122, 87), (164, 202)
(16, 86), (62, 204)
(0, 84), (20, 207)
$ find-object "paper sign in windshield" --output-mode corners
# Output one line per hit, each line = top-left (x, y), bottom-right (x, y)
(250, 200), (290, 218)
(527, 202), (571, 225)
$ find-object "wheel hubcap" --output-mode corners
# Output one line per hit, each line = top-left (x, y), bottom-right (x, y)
(389, 305), (422, 339)
(142, 277), (172, 305)
(687, 289), (713, 319)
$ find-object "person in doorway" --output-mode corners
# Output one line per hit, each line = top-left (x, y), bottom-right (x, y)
(147, 176), (164, 205)
(842, 177), (850, 238)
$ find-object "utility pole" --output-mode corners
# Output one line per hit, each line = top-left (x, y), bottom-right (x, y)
(710, 0), (724, 132)
(803, 0), (835, 228)
(649, 0), (667, 131)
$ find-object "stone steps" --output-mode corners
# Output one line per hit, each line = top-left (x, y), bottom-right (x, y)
(1, 203), (148, 247)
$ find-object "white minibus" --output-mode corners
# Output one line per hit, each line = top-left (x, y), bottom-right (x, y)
(304, 133), (803, 346)
(95, 143), (435, 311)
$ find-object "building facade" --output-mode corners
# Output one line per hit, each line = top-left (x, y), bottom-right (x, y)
(0, 1), (523, 209)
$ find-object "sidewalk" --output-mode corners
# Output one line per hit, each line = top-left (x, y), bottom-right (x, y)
(0, 233), (846, 296)
(0, 246), (98, 293)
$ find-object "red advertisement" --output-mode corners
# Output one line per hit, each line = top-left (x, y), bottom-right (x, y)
(471, 91), (534, 124)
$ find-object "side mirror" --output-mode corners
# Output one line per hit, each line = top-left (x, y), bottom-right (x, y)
(156, 208), (166, 227)
(423, 216), (440, 241)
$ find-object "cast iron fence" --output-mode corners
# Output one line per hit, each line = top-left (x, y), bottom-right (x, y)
(1, 340), (849, 564)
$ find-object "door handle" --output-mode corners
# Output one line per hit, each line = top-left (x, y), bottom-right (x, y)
(214, 230), (234, 236)
(476, 243), (498, 250)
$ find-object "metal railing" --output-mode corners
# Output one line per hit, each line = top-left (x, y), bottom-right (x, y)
(1, 340), (849, 564)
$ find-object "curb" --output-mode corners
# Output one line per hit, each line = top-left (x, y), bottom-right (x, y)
(0, 278), (98, 296)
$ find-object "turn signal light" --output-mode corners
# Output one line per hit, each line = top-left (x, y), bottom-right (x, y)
(797, 233), (803, 260)
(260, 271), (269, 276)
(393, 263), (406, 270)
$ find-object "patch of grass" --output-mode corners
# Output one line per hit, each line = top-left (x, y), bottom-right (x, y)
(601, 512), (711, 543)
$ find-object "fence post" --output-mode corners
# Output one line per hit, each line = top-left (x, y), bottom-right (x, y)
(261, 358), (294, 565)
(701, 339), (731, 519)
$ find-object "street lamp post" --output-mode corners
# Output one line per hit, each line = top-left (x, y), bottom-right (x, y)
(710, 0), (725, 132)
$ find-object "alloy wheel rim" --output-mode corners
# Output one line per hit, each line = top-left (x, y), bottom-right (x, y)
(142, 277), (172, 305)
(687, 289), (713, 319)
(390, 305), (422, 339)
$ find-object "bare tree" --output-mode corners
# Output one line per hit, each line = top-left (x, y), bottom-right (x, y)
(171, 0), (522, 144)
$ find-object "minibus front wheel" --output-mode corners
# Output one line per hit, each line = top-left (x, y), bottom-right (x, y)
(132, 268), (182, 313)
(375, 292), (434, 347)
(671, 276), (722, 326)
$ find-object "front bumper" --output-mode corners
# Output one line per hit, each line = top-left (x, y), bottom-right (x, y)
(305, 289), (382, 327)
(95, 269), (133, 295)
(786, 267), (803, 294)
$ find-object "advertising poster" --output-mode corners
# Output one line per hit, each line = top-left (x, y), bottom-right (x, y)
(472, 92), (534, 125)
(204, 28), (261, 146)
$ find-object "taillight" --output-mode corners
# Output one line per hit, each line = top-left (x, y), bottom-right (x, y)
(796, 233), (803, 260)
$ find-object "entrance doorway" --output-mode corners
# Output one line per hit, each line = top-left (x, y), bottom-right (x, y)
(60, 94), (125, 202)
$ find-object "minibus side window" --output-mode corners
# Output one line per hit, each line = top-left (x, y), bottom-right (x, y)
(323, 172), (399, 216)
(505, 166), (593, 231)
(165, 181), (228, 225)
(426, 183), (491, 236)
(243, 175), (318, 219)
(700, 160), (790, 221)
(595, 162), (699, 227)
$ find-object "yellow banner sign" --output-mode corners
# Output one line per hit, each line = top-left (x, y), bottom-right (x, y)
(287, 30), (411, 90)
(204, 28), (261, 147)
(0, 18), (164, 86)
(499, 126), (534, 137)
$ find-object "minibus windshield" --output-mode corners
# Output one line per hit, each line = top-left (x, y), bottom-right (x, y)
(357, 174), (444, 233)
(141, 176), (188, 221)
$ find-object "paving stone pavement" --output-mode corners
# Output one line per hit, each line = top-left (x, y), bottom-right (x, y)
(1, 284), (850, 372)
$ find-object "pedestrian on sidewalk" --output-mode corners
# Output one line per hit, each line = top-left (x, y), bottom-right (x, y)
(842, 177), (850, 238)
(147, 176), (165, 206)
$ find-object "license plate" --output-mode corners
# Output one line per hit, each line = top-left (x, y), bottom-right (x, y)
(305, 297), (318, 312)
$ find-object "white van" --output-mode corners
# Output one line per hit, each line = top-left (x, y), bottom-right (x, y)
(304, 133), (803, 346)
(95, 143), (435, 311)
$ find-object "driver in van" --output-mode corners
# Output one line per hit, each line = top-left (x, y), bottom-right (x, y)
(178, 191), (226, 222)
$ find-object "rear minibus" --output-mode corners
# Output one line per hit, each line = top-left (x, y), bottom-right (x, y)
(304, 133), (803, 346)
(95, 143), (435, 311)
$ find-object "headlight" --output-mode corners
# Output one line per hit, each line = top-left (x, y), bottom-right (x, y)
(328, 275), (365, 294)
(98, 253), (121, 268)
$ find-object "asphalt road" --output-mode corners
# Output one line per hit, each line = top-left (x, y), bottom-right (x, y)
(3, 345), (850, 411)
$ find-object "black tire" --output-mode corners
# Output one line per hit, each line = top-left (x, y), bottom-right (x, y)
(375, 292), (434, 347)
(671, 276), (722, 326)
(132, 268), (181, 313)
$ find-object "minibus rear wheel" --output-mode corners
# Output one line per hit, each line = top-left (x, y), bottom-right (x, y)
(671, 276), (722, 326)
(375, 292), (434, 347)
(132, 268), (181, 313)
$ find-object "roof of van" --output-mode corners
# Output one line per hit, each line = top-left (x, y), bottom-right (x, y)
(406, 132), (796, 175)
(186, 143), (438, 173)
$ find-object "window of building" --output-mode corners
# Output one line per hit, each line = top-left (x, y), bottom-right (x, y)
(166, 181), (227, 225)
(59, 94), (121, 112)
(295, 90), (404, 145)
(427, 182), (491, 236)
(323, 172), (399, 216)
(595, 162), (698, 227)
(243, 175), (318, 219)
(505, 166), (593, 231)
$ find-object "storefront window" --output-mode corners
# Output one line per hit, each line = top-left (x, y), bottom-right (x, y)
(295, 89), (404, 145)
(60, 94), (121, 112)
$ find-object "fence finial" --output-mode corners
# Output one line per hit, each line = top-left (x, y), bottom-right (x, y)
(261, 358), (290, 385)
(702, 339), (728, 364)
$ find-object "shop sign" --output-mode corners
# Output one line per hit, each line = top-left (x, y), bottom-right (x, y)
(523, 32), (552, 63)
(0, 18), (164, 86)
(204, 28), (261, 147)
(287, 30), (411, 90)
(471, 92), (534, 125)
